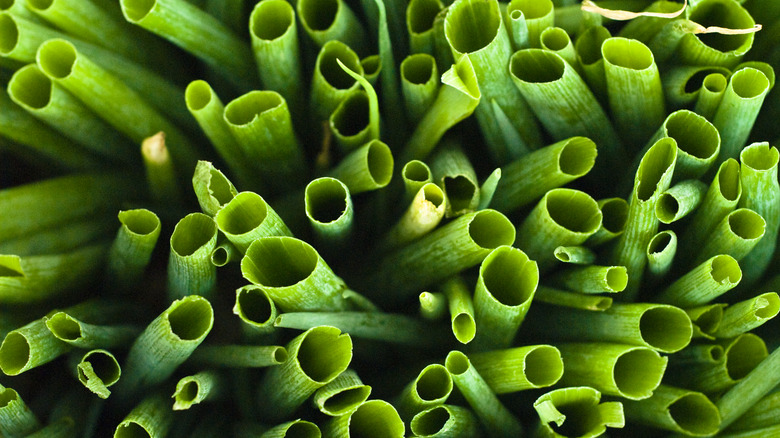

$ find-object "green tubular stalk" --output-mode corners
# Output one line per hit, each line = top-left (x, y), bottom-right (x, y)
(540, 27), (579, 70)
(509, 49), (622, 168)
(309, 40), (363, 122)
(191, 160), (238, 217)
(694, 72), (728, 121)
(652, 109), (721, 182)
(661, 65), (731, 109)
(470, 345), (563, 394)
(257, 326), (352, 423)
(0, 387), (41, 436)
(7, 64), (136, 165)
(622, 385), (721, 436)
(215, 191), (292, 253)
(114, 394), (173, 438)
(717, 346), (780, 430)
(712, 68), (770, 163)
(646, 230), (677, 278)
(554, 246), (597, 265)
(441, 276), (476, 344)
(141, 132), (182, 205)
(406, 0), (443, 54)
(120, 0), (255, 88)
(533, 386), (625, 438)
(329, 91), (374, 152)
(601, 37), (666, 147)
(45, 311), (139, 349)
(692, 208), (766, 266)
(297, 0), (367, 53)
(655, 179), (707, 224)
(75, 349), (121, 399)
(430, 142), (480, 217)
(250, 0), (304, 117)
(574, 25), (611, 105)
(472, 246), (538, 351)
(305, 177), (354, 246)
(370, 209), (515, 306)
(612, 137), (676, 301)
(395, 363), (453, 420)
(491, 137), (597, 214)
(410, 404), (479, 438)
(713, 292), (780, 339)
(313, 369), (371, 416)
(533, 286), (613, 311)
(327, 140), (394, 194)
(233, 285), (278, 336)
(587, 197), (629, 246)
(506, 0), (554, 49)
(552, 265), (629, 294)
(444, 0), (542, 163)
(686, 303), (726, 340)
(401, 159), (433, 203)
(106, 209), (161, 292)
(380, 183), (445, 252)
(262, 420), (321, 438)
(172, 371), (223, 410)
(167, 213), (218, 300)
(515, 188), (602, 273)
(322, 399), (404, 438)
(726, 391), (780, 432)
(224, 90), (306, 193)
(35, 39), (198, 180)
(675, 0), (757, 68)
(737, 143), (780, 287)
(189, 345), (287, 368)
(401, 53), (439, 122)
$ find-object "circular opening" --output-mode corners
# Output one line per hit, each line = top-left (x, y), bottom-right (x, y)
(167, 297), (213, 341)
(0, 332), (30, 375)
(690, 0), (753, 52)
(445, 351), (469, 375)
(710, 255), (741, 284)
(684, 68), (726, 93)
(709, 345), (725, 361)
(726, 334), (767, 380)
(207, 169), (235, 206)
(639, 306), (692, 352)
(605, 267), (628, 292)
(408, 0), (440, 34)
(665, 111), (719, 160)
(445, 0), (500, 53)
(422, 184), (445, 207)
(510, 49), (565, 83)
(600, 199), (628, 233)
(731, 68), (769, 99)
(0, 388), (17, 407)
(185, 80), (213, 112)
(524, 346), (563, 386)
(416, 365), (452, 401)
(0, 14), (18, 54)
(297, 328), (352, 382)
(37, 39), (77, 79)
(694, 306), (724, 335)
(349, 400), (404, 438)
(718, 160), (741, 201)
(273, 347), (288, 363)
(323, 386), (371, 415)
(236, 287), (274, 324)
(401, 54), (435, 84)
(119, 210), (159, 235)
(319, 42), (361, 89)
(178, 381), (199, 403)
(602, 38), (653, 70)
(452, 313), (476, 343)
(243, 237), (319, 287)
(82, 351), (120, 385)
(121, 0), (154, 22)
(216, 192), (269, 236)
(741, 143), (779, 172)
(9, 66), (52, 109)
(306, 178), (349, 223)
(114, 422), (151, 438)
(403, 160), (430, 182)
(366, 141), (393, 187)
(468, 210), (516, 249)
(541, 27), (570, 51)
(171, 214), (216, 257)
(332, 92), (369, 136)
(443, 176), (476, 213)
(509, 0), (552, 19)
(656, 193), (679, 223)
(546, 189), (602, 233)
(559, 138), (597, 176)
(703, 73), (727, 92)
(225, 91), (283, 126)
(551, 400), (599, 437)
(285, 421), (320, 438)
(412, 406), (450, 435)
(576, 26), (610, 65)
(613, 349), (666, 399)
(668, 393), (720, 435)
(299, 0), (338, 31)
(361, 56), (380, 76)
(729, 209), (765, 240)
(648, 231), (673, 254)
(637, 139), (676, 201)
(482, 246), (538, 306)
(47, 313), (82, 341)
(755, 293), (780, 319)
(26, 0), (53, 9)
(251, 0), (292, 40)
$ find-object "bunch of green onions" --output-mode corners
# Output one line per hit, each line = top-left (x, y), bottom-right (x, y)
(2, 0), (780, 435)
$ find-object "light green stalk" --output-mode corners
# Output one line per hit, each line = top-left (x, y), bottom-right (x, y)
(675, 0), (757, 68)
(713, 68), (771, 163)
(587, 197), (629, 246)
(445, 350), (523, 437)
(45, 311), (139, 349)
(401, 53), (439, 121)
(470, 345), (563, 394)
(190, 345), (287, 368)
(726, 391), (780, 432)
(442, 276), (476, 344)
(406, 0), (442, 54)
(215, 191), (292, 253)
(250, 0), (304, 116)
(141, 131), (182, 205)
(313, 369), (371, 416)
(695, 72), (728, 121)
(540, 27), (579, 69)
(419, 291), (447, 320)
(380, 183), (445, 251)
(0, 387), (41, 436)
(612, 137), (677, 300)
(191, 160), (238, 217)
(233, 285), (278, 336)
(370, 209), (515, 305)
(515, 188), (602, 272)
(167, 213), (218, 300)
(410, 404), (479, 438)
(395, 363), (453, 420)
(737, 143), (780, 286)
(602, 37), (665, 147)
(309, 40), (363, 121)
(120, 0), (255, 88)
(262, 420), (322, 438)
(0, 218), (111, 257)
(322, 399), (404, 438)
(431, 142), (480, 217)
(554, 246), (596, 265)
(714, 292), (780, 338)
(509, 49), (622, 165)
(533, 286), (613, 312)
(76, 349), (121, 399)
(693, 208), (766, 265)
(533, 386), (624, 438)
(327, 140), (394, 194)
(655, 179), (707, 224)
(491, 137), (597, 214)
(717, 346), (780, 430)
(574, 25), (611, 104)
(553, 265), (628, 294)
(687, 303), (726, 340)
(662, 65), (731, 109)
(556, 343), (667, 400)
(257, 326), (352, 422)
(646, 230), (677, 277)
(401, 159), (433, 202)
(444, 0), (542, 162)
(329, 91), (374, 152)
(623, 385), (721, 436)
(172, 371), (222, 410)
(114, 394), (172, 438)
(106, 209), (161, 292)
(506, 0), (554, 48)
(297, 0), (367, 52)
